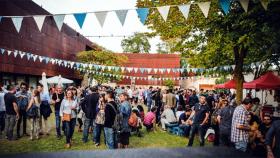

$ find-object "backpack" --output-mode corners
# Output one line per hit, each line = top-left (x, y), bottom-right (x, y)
(18, 96), (29, 110)
(128, 113), (138, 127)
(108, 103), (123, 132)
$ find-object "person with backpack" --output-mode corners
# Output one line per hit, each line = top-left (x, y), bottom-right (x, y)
(37, 83), (52, 135)
(118, 92), (131, 148)
(104, 90), (119, 149)
(15, 82), (30, 138)
(81, 86), (99, 143)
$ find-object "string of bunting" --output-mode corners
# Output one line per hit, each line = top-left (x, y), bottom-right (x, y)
(0, 0), (269, 33)
(0, 47), (265, 81)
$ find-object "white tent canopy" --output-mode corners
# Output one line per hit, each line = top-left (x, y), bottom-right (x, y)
(40, 75), (73, 85)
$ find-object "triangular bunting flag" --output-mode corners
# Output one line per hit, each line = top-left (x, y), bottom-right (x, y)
(260, 0), (269, 10)
(1, 48), (5, 54)
(32, 55), (38, 62)
(167, 68), (171, 74)
(133, 67), (139, 73)
(157, 6), (170, 21)
(147, 68), (152, 73)
(239, 0), (249, 12)
(219, 0), (232, 14)
(45, 57), (50, 64)
(53, 15), (65, 31)
(136, 8), (149, 24)
(33, 15), (46, 32)
(0, 16), (2, 23)
(140, 68), (145, 74)
(13, 50), (18, 58)
(19, 51), (25, 58)
(197, 2), (211, 18)
(7, 50), (12, 56)
(121, 67), (125, 72)
(39, 56), (44, 62)
(11, 17), (23, 33)
(154, 68), (158, 74)
(74, 13), (87, 28)
(95, 11), (108, 27)
(115, 10), (128, 26)
(178, 5), (191, 20)
(26, 53), (31, 61)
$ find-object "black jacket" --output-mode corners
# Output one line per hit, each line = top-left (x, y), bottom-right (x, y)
(81, 92), (99, 119)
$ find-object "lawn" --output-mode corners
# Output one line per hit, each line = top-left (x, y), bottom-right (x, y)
(0, 115), (202, 154)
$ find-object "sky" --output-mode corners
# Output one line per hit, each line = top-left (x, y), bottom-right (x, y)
(32, 0), (161, 53)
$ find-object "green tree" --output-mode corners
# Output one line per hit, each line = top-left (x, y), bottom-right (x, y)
(77, 50), (128, 84)
(137, 0), (280, 103)
(163, 79), (175, 89)
(121, 32), (151, 53)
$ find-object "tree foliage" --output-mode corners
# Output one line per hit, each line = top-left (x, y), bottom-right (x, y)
(164, 79), (175, 89)
(77, 50), (128, 84)
(121, 32), (151, 53)
(137, 0), (280, 103)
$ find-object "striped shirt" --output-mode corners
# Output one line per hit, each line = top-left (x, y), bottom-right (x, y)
(231, 105), (249, 143)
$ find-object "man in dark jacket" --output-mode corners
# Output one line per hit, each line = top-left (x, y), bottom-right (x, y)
(81, 86), (99, 143)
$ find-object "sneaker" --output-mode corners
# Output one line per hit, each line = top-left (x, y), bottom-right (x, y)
(57, 135), (62, 140)
(95, 143), (100, 147)
(64, 143), (71, 149)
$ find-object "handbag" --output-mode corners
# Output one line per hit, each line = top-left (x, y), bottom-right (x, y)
(62, 113), (71, 122)
(27, 104), (39, 118)
(95, 111), (105, 125)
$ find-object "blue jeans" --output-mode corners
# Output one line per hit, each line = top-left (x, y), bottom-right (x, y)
(5, 114), (16, 140)
(94, 123), (104, 144)
(104, 127), (115, 149)
(179, 124), (191, 137)
(234, 141), (248, 152)
(82, 117), (95, 142)
(64, 118), (76, 144)
(0, 111), (5, 132)
(55, 111), (61, 136)
(187, 124), (207, 146)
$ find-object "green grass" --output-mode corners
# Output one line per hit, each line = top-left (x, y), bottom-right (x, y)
(0, 107), (203, 154)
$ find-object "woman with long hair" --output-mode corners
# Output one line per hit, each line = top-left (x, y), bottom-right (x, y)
(94, 93), (106, 147)
(26, 89), (41, 140)
(60, 90), (78, 148)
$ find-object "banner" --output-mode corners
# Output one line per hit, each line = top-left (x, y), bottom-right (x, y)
(136, 8), (149, 24)
(11, 17), (23, 33)
(53, 15), (65, 31)
(95, 11), (108, 27)
(74, 13), (87, 28)
(178, 4), (191, 20)
(157, 6), (170, 22)
(33, 15), (46, 32)
(197, 2), (211, 18)
(115, 10), (128, 26)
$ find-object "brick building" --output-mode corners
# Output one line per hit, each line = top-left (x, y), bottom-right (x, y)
(117, 53), (181, 86)
(0, 0), (98, 87)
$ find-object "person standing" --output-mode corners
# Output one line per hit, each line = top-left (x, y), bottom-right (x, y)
(15, 82), (30, 138)
(4, 85), (19, 141)
(164, 89), (176, 115)
(265, 120), (280, 158)
(146, 87), (153, 111)
(37, 83), (51, 135)
(104, 90), (118, 149)
(51, 85), (64, 139)
(0, 86), (6, 136)
(231, 98), (253, 152)
(118, 92), (131, 148)
(94, 93), (106, 147)
(187, 95), (210, 147)
(217, 99), (236, 146)
(189, 91), (199, 108)
(60, 90), (78, 148)
(81, 87), (99, 143)
(26, 89), (41, 140)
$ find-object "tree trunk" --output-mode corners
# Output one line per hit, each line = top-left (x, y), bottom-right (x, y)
(233, 46), (246, 105)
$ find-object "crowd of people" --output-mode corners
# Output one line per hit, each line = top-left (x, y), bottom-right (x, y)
(0, 83), (279, 158)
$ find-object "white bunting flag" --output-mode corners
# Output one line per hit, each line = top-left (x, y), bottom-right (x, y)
(33, 15), (46, 31)
(133, 67), (139, 73)
(11, 17), (23, 33)
(167, 68), (171, 74)
(178, 4), (191, 20)
(53, 15), (65, 31)
(260, 0), (269, 10)
(115, 10), (128, 26)
(1, 48), (5, 54)
(39, 56), (44, 62)
(13, 50), (18, 58)
(7, 50), (12, 56)
(32, 55), (38, 62)
(239, 0), (249, 12)
(154, 68), (158, 74)
(157, 6), (170, 21)
(121, 67), (125, 72)
(127, 67), (133, 73)
(197, 2), (211, 18)
(95, 11), (108, 27)
(19, 51), (25, 58)
(147, 68), (152, 73)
